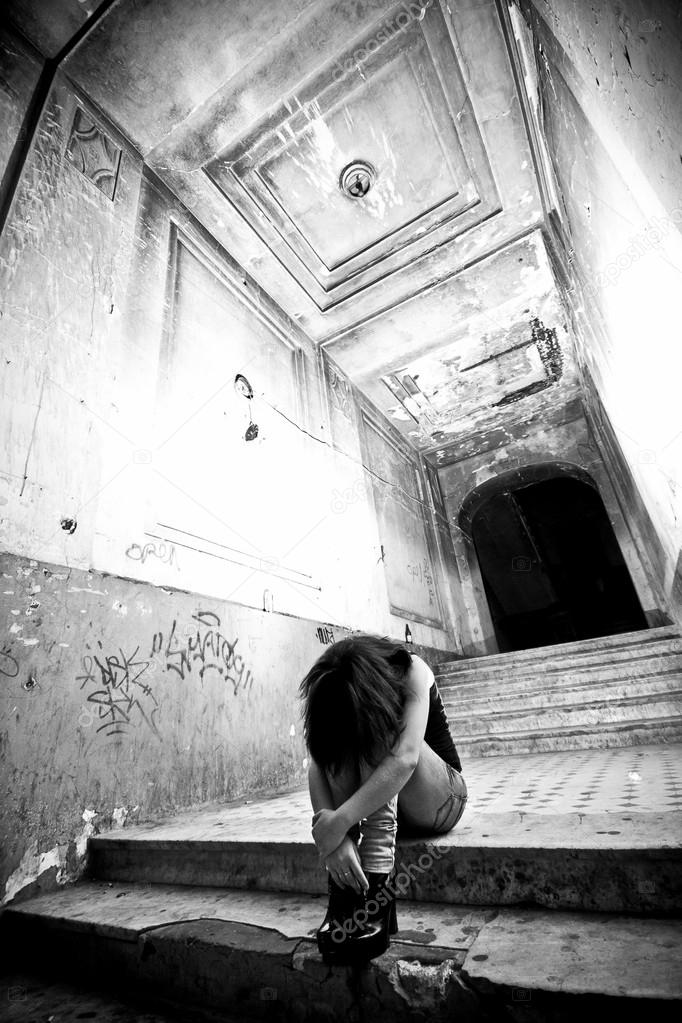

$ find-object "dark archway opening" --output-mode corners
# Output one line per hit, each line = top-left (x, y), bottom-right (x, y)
(468, 475), (647, 652)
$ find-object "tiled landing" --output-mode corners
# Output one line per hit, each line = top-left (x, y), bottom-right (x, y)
(92, 743), (682, 843)
(465, 743), (682, 814)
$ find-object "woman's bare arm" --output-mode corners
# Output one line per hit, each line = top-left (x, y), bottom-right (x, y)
(320, 655), (432, 840)
(307, 756), (336, 813)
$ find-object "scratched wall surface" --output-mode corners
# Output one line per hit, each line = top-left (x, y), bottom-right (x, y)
(361, 410), (443, 628)
(0, 50), (460, 903)
(0, 58), (458, 649)
(0, 551), (453, 904)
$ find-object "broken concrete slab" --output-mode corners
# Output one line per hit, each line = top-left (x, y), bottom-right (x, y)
(462, 908), (682, 1000)
(3, 882), (681, 1022)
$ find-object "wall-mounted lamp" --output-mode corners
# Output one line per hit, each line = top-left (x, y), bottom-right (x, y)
(234, 374), (254, 399)
(234, 373), (259, 441)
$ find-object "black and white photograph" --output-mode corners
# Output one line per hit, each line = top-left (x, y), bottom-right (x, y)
(1, 1), (681, 1020)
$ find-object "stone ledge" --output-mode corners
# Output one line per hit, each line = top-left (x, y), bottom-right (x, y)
(87, 809), (682, 913)
(3, 883), (681, 1021)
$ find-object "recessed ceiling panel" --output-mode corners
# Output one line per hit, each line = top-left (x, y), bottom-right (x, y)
(205, 0), (499, 309)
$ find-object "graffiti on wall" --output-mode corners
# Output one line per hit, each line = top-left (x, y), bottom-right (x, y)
(150, 610), (254, 695)
(407, 557), (437, 606)
(75, 610), (254, 740)
(0, 645), (19, 678)
(76, 642), (160, 739)
(315, 626), (335, 645)
(125, 539), (179, 569)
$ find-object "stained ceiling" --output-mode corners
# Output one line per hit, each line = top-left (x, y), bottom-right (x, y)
(6, 0), (579, 457)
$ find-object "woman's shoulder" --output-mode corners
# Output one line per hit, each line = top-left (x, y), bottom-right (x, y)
(404, 653), (434, 696)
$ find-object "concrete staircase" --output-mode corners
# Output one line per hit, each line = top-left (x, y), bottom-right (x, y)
(3, 755), (682, 1022)
(438, 625), (682, 757)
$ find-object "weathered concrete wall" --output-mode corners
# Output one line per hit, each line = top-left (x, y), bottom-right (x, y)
(437, 399), (664, 655)
(516, 0), (682, 623)
(0, 551), (450, 906)
(0, 60), (461, 901)
(0, 65), (459, 646)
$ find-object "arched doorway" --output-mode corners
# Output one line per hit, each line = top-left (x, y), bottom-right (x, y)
(459, 465), (648, 652)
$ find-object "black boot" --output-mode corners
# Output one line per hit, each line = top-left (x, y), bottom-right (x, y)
(316, 874), (365, 965)
(354, 871), (399, 960)
(324, 871), (398, 965)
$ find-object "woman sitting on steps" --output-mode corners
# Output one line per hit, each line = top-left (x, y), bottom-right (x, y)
(299, 632), (467, 964)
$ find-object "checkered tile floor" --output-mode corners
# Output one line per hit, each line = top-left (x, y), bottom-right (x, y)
(113, 744), (682, 847)
(463, 744), (682, 814)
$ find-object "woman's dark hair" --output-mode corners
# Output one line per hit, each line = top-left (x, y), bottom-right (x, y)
(299, 632), (413, 775)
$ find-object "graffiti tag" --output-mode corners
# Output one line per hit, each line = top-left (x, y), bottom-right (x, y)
(150, 611), (254, 695)
(316, 626), (335, 645)
(126, 539), (179, 568)
(76, 643), (160, 739)
(407, 558), (437, 605)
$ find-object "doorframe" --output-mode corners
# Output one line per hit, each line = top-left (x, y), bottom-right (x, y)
(457, 460), (657, 655)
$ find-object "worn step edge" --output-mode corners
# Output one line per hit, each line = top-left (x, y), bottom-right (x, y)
(3, 883), (682, 1010)
(435, 627), (681, 674)
(451, 712), (682, 741)
(457, 720), (682, 756)
(85, 828), (682, 914)
(436, 649), (682, 686)
(444, 676), (682, 714)
(446, 693), (682, 730)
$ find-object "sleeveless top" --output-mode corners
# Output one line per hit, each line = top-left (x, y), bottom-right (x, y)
(424, 680), (462, 772)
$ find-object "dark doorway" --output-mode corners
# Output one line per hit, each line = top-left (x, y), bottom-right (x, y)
(470, 476), (647, 652)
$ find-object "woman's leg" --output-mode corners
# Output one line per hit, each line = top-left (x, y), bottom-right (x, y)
(397, 741), (467, 835)
(325, 762), (398, 874)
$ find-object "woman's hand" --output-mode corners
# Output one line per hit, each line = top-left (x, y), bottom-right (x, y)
(324, 834), (368, 894)
(311, 808), (350, 861)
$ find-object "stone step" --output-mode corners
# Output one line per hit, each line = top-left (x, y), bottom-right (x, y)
(448, 695), (682, 739)
(435, 625), (681, 675)
(85, 807), (682, 915)
(455, 716), (682, 756)
(445, 674), (682, 716)
(3, 882), (681, 1022)
(436, 642), (682, 687)
(441, 661), (682, 705)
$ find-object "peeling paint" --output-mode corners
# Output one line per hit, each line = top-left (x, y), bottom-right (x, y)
(3, 841), (62, 905)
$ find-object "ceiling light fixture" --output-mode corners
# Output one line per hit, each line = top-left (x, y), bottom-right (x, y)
(339, 160), (376, 199)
